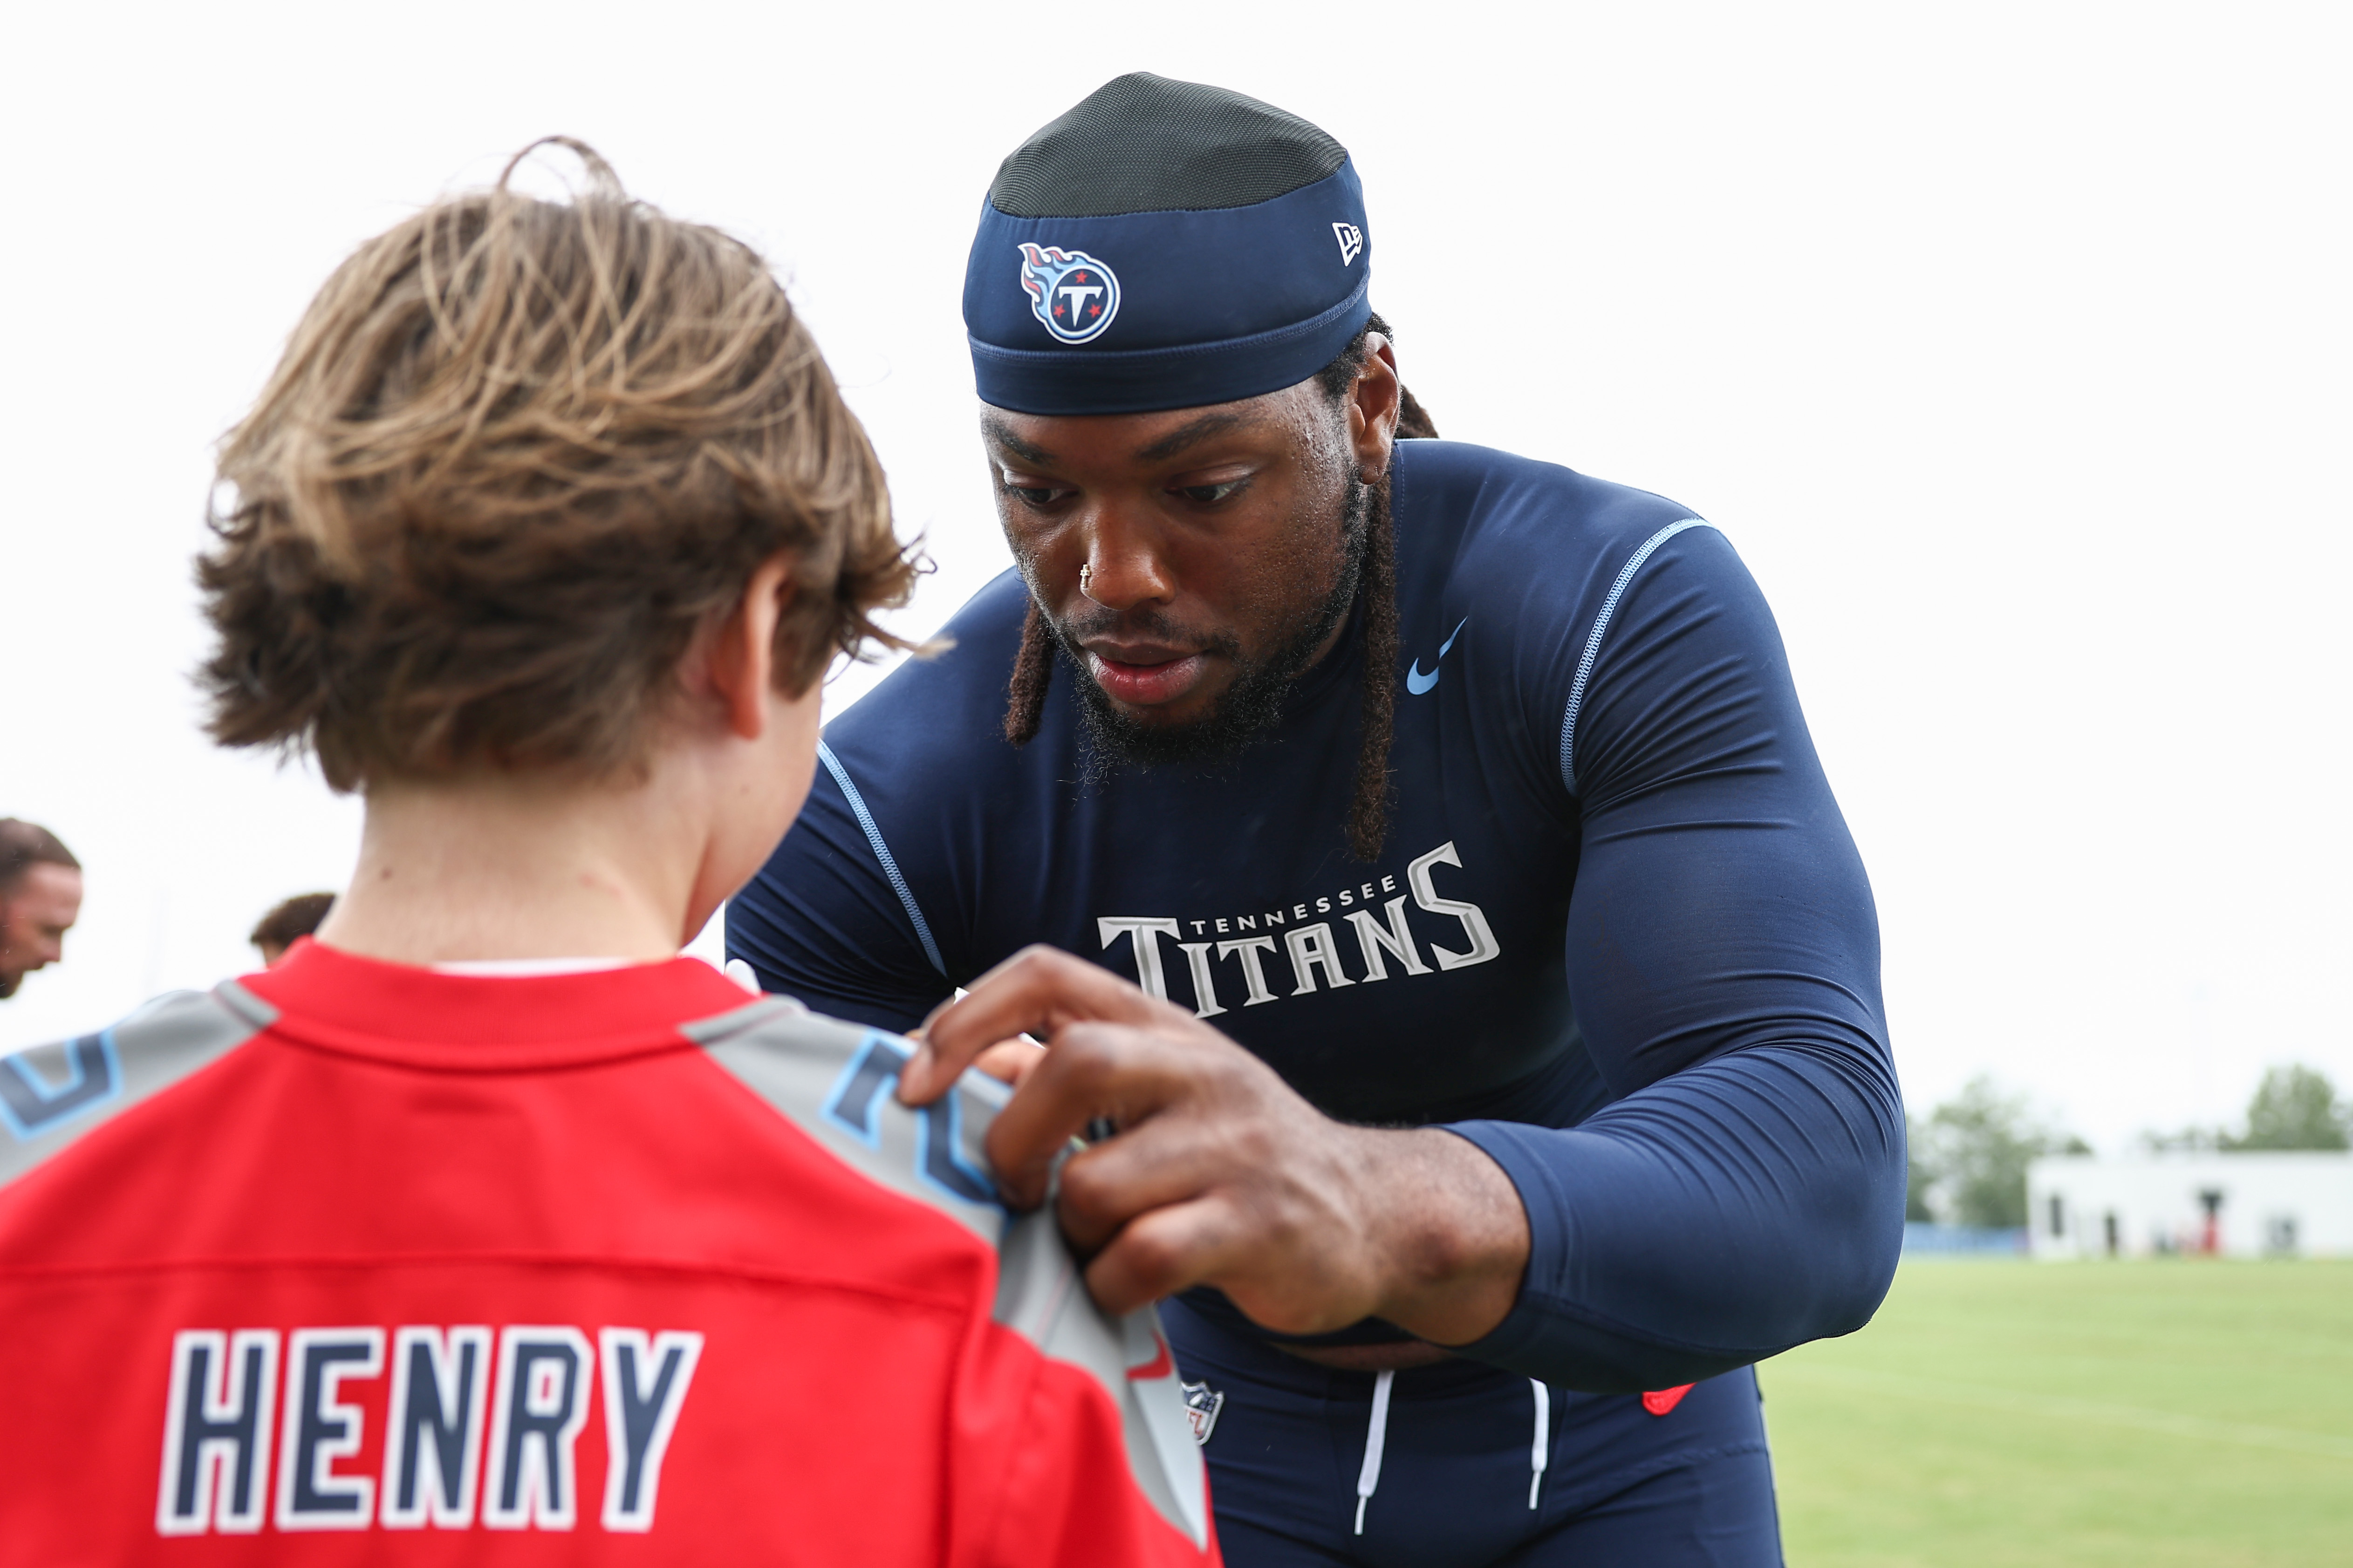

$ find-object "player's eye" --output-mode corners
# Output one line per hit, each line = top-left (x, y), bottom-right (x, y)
(1172, 479), (1247, 506)
(999, 473), (1064, 507)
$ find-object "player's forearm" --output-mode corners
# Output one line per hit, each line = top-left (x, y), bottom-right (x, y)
(1447, 1042), (1905, 1391)
(1344, 1125), (1531, 1347)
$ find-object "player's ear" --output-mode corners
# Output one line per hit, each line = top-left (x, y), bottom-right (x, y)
(705, 552), (797, 742)
(1348, 333), (1401, 482)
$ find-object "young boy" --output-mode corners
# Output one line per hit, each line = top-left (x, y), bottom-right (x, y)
(0, 141), (1214, 1564)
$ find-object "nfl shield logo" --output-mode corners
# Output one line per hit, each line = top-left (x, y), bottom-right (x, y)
(1180, 1379), (1224, 1446)
(1018, 244), (1122, 344)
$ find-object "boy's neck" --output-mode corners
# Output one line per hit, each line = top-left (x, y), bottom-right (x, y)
(316, 769), (712, 967)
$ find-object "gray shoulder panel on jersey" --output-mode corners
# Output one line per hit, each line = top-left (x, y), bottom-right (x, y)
(0, 985), (268, 1191)
(691, 997), (1209, 1550)
(688, 997), (1008, 1243)
(994, 1204), (1211, 1548)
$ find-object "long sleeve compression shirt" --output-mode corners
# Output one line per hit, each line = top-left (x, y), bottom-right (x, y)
(730, 438), (1904, 1391)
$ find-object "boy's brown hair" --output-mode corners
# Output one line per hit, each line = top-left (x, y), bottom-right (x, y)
(198, 139), (919, 791)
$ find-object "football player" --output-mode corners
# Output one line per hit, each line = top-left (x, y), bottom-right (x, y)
(731, 76), (1905, 1566)
(0, 140), (1215, 1564)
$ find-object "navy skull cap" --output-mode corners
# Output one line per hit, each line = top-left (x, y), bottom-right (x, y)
(964, 74), (1373, 416)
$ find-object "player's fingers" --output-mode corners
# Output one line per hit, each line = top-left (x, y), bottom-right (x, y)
(969, 1038), (1047, 1087)
(945, 944), (1168, 1042)
(1078, 1194), (1254, 1317)
(983, 1021), (1197, 1205)
(1045, 1080), (1300, 1252)
(1049, 1117), (1231, 1253)
(902, 946), (1167, 1103)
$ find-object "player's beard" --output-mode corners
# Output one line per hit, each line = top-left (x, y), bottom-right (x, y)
(1051, 468), (1371, 772)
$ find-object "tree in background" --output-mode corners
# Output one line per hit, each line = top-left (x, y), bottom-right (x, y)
(2138, 1065), (2349, 1153)
(1911, 1077), (2089, 1228)
(2223, 1065), (2350, 1151)
(1905, 1131), (1937, 1222)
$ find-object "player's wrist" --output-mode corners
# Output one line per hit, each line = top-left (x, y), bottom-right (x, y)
(1348, 1127), (1531, 1348)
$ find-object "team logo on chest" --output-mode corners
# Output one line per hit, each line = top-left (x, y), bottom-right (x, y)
(1018, 245), (1121, 343)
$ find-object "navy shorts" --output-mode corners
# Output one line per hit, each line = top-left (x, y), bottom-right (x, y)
(1164, 1297), (1783, 1568)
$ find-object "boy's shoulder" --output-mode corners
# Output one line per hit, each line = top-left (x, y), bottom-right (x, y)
(688, 994), (1009, 1241)
(0, 984), (264, 1190)
(690, 995), (1212, 1549)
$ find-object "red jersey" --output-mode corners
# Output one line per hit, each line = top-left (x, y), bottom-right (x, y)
(0, 942), (1216, 1564)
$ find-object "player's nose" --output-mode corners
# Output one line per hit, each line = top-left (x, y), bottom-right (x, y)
(1077, 510), (1176, 612)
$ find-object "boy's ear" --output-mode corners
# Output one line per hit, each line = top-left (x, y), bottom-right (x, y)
(709, 554), (797, 741)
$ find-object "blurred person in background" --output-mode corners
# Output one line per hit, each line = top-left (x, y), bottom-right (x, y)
(0, 819), (81, 1000)
(249, 891), (335, 967)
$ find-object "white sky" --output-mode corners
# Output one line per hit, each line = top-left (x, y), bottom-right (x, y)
(2, 2), (2345, 1152)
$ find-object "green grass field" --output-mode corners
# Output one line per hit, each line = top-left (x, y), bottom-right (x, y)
(1759, 1260), (2353, 1566)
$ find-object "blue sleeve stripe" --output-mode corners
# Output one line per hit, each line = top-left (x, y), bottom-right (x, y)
(1559, 519), (1712, 795)
(817, 741), (948, 977)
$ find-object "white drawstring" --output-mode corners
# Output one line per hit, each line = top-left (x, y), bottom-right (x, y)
(1349, 1371), (1550, 1530)
(1528, 1380), (1551, 1508)
(1352, 1369), (1395, 1535)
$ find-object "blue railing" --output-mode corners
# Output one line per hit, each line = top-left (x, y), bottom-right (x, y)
(1902, 1222), (2029, 1256)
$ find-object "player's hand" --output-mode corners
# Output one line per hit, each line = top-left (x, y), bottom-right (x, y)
(900, 946), (1529, 1344)
(966, 1036), (1048, 1088)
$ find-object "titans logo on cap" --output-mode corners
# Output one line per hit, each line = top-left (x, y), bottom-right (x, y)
(969, 75), (1371, 413)
(1018, 245), (1121, 344)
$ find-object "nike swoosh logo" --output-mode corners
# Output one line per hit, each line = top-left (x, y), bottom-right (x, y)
(1126, 1335), (1175, 1381)
(1405, 617), (1470, 695)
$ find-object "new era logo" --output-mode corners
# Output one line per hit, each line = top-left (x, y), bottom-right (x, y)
(1332, 222), (1363, 266)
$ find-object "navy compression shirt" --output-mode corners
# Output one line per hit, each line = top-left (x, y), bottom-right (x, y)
(731, 438), (1905, 1392)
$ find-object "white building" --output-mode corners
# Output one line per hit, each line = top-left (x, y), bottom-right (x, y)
(2026, 1152), (2353, 1260)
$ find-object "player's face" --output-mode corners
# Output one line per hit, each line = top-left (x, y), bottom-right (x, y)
(0, 863), (82, 997)
(982, 341), (1399, 749)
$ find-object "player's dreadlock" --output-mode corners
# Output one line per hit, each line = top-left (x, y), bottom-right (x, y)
(1341, 462), (1401, 861)
(1002, 313), (1437, 862)
(1004, 599), (1057, 747)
